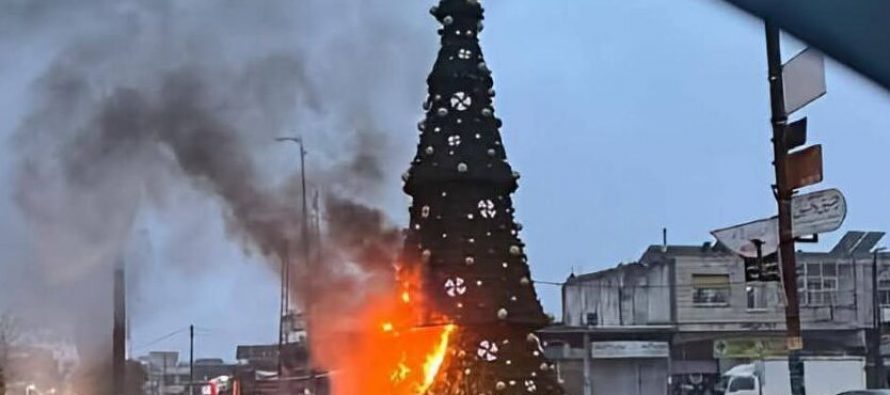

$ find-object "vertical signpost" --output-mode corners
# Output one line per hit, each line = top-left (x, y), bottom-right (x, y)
(764, 21), (827, 395)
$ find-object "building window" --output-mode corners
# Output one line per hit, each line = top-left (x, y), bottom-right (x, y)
(585, 312), (598, 326)
(747, 283), (768, 310)
(878, 267), (890, 308)
(692, 274), (730, 305)
(797, 262), (838, 306)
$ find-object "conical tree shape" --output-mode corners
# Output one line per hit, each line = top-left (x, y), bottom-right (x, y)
(401, 1), (564, 393)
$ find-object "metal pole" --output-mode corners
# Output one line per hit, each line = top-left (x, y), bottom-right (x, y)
(298, 142), (317, 394)
(667, 340), (673, 395)
(582, 331), (591, 395)
(285, 242), (291, 330)
(278, 253), (285, 376)
(113, 260), (126, 395)
(161, 354), (167, 395)
(765, 21), (805, 395)
(189, 325), (194, 395)
(299, 140), (311, 323)
(276, 136), (314, 389)
(873, 247), (887, 387)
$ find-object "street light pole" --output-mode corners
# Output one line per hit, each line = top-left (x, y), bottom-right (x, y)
(276, 136), (313, 389)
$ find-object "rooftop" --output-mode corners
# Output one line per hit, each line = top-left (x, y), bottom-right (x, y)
(569, 231), (887, 283)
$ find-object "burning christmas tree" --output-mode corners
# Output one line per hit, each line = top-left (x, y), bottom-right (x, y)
(400, 0), (566, 393)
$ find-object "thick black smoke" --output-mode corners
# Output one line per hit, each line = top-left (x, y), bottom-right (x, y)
(2, 0), (431, 391)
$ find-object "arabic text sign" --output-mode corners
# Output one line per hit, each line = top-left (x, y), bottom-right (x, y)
(783, 47), (827, 115)
(591, 341), (669, 359)
(791, 188), (847, 236)
(711, 189), (847, 258)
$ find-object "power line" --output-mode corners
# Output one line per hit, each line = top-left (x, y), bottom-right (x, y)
(132, 327), (189, 352)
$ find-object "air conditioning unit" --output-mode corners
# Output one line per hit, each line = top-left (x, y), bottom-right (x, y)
(585, 312), (598, 326)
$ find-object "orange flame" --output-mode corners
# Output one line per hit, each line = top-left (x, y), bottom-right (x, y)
(313, 268), (456, 395)
(420, 324), (455, 390)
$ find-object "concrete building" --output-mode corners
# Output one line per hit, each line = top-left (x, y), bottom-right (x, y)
(541, 231), (889, 395)
(140, 352), (236, 395)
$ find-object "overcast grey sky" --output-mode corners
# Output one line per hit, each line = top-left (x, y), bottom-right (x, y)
(2, 0), (889, 361)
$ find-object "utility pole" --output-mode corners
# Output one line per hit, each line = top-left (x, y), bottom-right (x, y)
(765, 21), (805, 395)
(873, 247), (887, 388)
(276, 136), (314, 389)
(189, 325), (194, 395)
(113, 260), (126, 395)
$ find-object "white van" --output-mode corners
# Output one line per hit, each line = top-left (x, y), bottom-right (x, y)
(717, 356), (866, 395)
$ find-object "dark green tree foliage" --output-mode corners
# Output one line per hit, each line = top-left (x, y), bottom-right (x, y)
(401, 1), (564, 393)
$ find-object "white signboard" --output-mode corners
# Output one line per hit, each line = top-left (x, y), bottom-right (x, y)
(591, 341), (669, 359)
(711, 217), (779, 259)
(783, 47), (827, 115)
(791, 188), (846, 236)
(711, 189), (847, 258)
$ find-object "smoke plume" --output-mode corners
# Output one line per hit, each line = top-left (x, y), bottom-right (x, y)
(1, 0), (432, 391)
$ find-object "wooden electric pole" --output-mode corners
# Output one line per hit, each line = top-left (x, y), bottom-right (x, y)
(765, 21), (805, 395)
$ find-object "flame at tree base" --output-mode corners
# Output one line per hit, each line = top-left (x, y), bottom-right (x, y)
(387, 323), (456, 393)
(312, 270), (456, 395)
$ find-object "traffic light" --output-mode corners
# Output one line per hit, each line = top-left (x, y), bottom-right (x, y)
(760, 253), (781, 282)
(744, 252), (780, 283)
